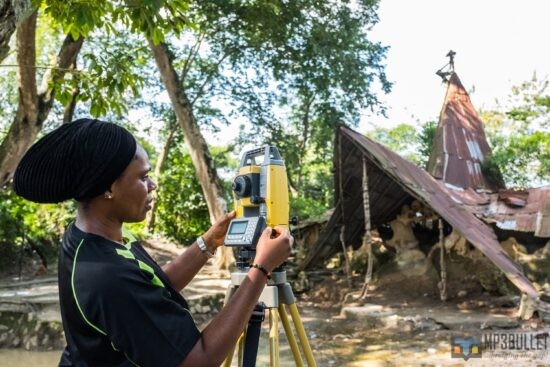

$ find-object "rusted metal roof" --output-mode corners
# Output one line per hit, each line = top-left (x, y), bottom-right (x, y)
(304, 125), (541, 300)
(426, 73), (504, 191)
(441, 185), (550, 237)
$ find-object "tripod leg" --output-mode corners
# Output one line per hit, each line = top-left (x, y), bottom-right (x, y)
(288, 304), (317, 367)
(278, 305), (305, 367)
(268, 308), (279, 367)
(242, 304), (265, 367)
(238, 330), (245, 367)
(223, 332), (243, 367)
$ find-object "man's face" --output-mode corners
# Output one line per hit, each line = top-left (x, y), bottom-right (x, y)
(110, 145), (156, 223)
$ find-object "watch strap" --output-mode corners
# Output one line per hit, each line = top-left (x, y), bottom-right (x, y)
(197, 236), (215, 258)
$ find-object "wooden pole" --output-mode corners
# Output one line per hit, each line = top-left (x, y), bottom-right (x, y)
(360, 156), (373, 299)
(337, 132), (352, 288)
(438, 218), (448, 301)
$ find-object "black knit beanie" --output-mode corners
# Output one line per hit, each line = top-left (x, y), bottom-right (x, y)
(13, 118), (137, 203)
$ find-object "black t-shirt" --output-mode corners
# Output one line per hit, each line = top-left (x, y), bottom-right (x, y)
(58, 223), (201, 367)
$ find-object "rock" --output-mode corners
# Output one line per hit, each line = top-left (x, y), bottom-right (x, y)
(518, 294), (537, 320)
(457, 290), (467, 297)
(480, 318), (520, 329)
(400, 316), (444, 331)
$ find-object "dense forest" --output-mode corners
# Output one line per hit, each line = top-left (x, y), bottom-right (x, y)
(0, 0), (548, 273)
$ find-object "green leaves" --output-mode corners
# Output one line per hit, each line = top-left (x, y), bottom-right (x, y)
(483, 74), (550, 188)
(0, 188), (75, 271)
(38, 0), (191, 42)
(154, 133), (211, 244)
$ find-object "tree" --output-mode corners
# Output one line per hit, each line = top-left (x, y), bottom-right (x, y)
(147, 0), (390, 264)
(0, 0), (183, 186)
(417, 120), (437, 169)
(0, 0), (33, 63)
(1, 1), (390, 270)
(0, 10), (83, 186)
(367, 123), (421, 164)
(214, 0), (390, 218)
(481, 74), (550, 188)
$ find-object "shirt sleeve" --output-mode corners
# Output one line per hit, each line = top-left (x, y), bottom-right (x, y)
(73, 253), (201, 367)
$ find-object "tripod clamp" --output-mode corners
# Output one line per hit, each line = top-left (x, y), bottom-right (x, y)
(228, 269), (296, 309)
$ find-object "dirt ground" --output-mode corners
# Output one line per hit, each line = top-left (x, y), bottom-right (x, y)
(1, 237), (548, 366)
(144, 237), (550, 366)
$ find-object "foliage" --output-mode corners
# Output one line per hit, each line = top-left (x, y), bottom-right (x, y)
(38, 0), (188, 43)
(154, 131), (211, 245)
(0, 188), (75, 272)
(365, 121), (436, 168)
(198, 0), (391, 221)
(480, 154), (506, 190)
(1, 0), (391, 266)
(367, 123), (420, 164)
(57, 32), (150, 118)
(481, 74), (550, 188)
(416, 120), (437, 169)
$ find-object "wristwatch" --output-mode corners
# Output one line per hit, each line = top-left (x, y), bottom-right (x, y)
(197, 236), (215, 258)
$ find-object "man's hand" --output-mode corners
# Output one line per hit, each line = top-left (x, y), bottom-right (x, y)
(202, 210), (236, 253)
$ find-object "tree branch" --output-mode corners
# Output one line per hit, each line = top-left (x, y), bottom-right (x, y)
(0, 24), (83, 186)
(180, 31), (205, 82)
(190, 50), (232, 107)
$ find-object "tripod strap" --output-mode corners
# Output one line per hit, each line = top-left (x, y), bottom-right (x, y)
(242, 303), (265, 367)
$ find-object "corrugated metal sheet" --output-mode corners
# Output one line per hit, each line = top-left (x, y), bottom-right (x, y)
(426, 73), (504, 191)
(304, 125), (541, 300)
(442, 185), (550, 237)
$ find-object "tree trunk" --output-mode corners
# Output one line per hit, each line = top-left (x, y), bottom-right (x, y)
(0, 0), (16, 62)
(0, 11), (38, 186)
(149, 40), (234, 269)
(0, 0), (32, 63)
(0, 18), (83, 187)
(146, 128), (175, 233)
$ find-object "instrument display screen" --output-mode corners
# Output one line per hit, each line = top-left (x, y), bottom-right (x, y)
(228, 221), (248, 235)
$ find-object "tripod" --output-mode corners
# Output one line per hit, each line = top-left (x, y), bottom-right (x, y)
(222, 257), (317, 367)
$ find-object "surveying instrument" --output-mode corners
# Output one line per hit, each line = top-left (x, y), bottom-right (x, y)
(222, 146), (317, 367)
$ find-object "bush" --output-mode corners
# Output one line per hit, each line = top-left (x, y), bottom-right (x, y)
(0, 188), (75, 272)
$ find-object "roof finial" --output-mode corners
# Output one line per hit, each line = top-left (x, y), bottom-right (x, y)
(446, 50), (456, 71)
(436, 50), (456, 83)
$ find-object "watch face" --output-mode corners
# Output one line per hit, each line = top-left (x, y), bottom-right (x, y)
(198, 237), (214, 257)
